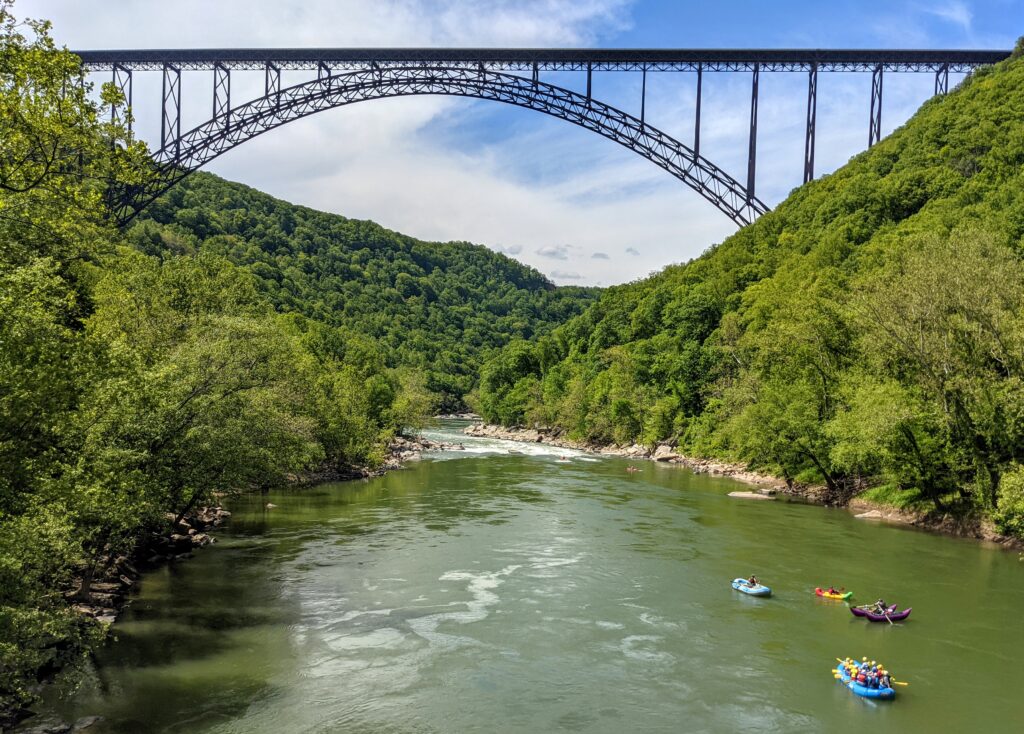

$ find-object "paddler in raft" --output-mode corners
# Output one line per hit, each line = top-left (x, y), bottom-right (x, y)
(746, 575), (759, 588)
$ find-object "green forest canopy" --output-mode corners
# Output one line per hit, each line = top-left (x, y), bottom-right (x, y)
(130, 173), (599, 411)
(476, 39), (1024, 535)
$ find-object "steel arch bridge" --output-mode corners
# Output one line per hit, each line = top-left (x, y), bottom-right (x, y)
(75, 47), (1010, 227)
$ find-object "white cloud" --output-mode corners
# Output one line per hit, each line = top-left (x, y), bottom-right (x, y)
(625, 247), (640, 256)
(550, 270), (584, 281)
(591, 252), (609, 259)
(920, 1), (973, 32)
(536, 244), (571, 260)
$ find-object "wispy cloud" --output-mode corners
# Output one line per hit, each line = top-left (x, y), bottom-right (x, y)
(550, 270), (584, 281)
(625, 247), (640, 256)
(920, 0), (972, 32)
(591, 251), (609, 259)
(537, 244), (571, 260)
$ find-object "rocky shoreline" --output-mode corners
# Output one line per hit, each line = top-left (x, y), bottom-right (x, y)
(462, 423), (1024, 551)
(463, 423), (793, 492)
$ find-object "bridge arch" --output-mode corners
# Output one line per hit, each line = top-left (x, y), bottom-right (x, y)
(122, 66), (769, 226)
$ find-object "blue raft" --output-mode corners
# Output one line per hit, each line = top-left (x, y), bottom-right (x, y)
(835, 663), (896, 699)
(731, 578), (772, 596)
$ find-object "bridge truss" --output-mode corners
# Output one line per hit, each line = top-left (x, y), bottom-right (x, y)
(75, 48), (1009, 226)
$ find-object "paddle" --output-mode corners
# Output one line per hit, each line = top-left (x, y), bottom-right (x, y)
(883, 610), (894, 625)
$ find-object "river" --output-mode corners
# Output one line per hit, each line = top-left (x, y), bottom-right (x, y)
(33, 421), (1024, 733)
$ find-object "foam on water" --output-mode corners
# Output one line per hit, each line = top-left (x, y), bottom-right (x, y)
(406, 564), (521, 647)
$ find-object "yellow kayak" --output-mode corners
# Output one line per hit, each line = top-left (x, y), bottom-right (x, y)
(815, 587), (853, 600)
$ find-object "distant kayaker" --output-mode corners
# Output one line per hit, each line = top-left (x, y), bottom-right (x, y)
(747, 575), (759, 587)
(872, 598), (887, 614)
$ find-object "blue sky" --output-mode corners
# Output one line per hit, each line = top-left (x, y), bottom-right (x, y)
(25, 0), (1022, 284)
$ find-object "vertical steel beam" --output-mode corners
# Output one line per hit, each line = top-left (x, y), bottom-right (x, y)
(111, 63), (132, 131)
(803, 62), (818, 184)
(161, 63), (181, 160)
(265, 61), (281, 97)
(318, 61), (331, 81)
(532, 60), (539, 88)
(934, 63), (949, 95)
(586, 62), (592, 105)
(213, 62), (230, 130)
(868, 64), (883, 147)
(640, 65), (647, 126)
(694, 64), (702, 158)
(747, 63), (759, 201)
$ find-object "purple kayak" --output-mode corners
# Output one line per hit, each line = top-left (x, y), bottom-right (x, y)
(851, 604), (912, 622)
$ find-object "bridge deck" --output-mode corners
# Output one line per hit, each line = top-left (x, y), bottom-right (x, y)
(74, 47), (1010, 73)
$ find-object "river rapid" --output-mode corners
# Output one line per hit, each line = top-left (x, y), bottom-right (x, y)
(33, 421), (1024, 733)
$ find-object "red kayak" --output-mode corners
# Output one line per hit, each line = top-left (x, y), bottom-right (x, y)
(851, 604), (912, 622)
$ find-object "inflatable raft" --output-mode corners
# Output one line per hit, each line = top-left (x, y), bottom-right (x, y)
(851, 605), (912, 622)
(815, 587), (853, 600)
(732, 578), (772, 596)
(835, 662), (896, 699)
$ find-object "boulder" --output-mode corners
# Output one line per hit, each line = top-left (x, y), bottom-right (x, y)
(728, 491), (775, 501)
(855, 510), (885, 519)
(169, 533), (193, 552)
(652, 444), (681, 462)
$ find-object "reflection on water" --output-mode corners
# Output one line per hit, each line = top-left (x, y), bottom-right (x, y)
(32, 421), (1024, 733)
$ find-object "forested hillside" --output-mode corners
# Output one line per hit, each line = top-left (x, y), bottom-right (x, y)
(478, 40), (1024, 535)
(2, 8), (435, 716)
(130, 174), (598, 410)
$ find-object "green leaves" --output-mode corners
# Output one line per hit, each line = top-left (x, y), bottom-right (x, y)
(476, 40), (1024, 522)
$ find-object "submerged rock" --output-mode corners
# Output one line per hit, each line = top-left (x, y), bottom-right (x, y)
(728, 491), (776, 501)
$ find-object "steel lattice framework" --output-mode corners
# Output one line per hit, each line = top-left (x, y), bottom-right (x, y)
(78, 47), (1010, 226)
(76, 47), (1008, 73)
(115, 66), (769, 226)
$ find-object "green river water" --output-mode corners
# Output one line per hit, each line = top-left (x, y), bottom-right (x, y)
(33, 421), (1024, 733)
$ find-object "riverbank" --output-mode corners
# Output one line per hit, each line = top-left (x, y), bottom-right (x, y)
(847, 498), (1023, 550)
(462, 423), (1024, 551)
(5, 432), (458, 732)
(463, 423), (792, 491)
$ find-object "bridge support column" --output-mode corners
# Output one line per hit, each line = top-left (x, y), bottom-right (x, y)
(934, 63), (949, 95)
(161, 63), (181, 161)
(747, 63), (759, 201)
(803, 63), (817, 184)
(868, 64), (883, 147)
(318, 61), (331, 82)
(213, 62), (231, 130)
(265, 61), (281, 102)
(532, 61), (539, 88)
(586, 62), (592, 107)
(694, 64), (702, 158)
(640, 65), (647, 126)
(111, 63), (132, 131)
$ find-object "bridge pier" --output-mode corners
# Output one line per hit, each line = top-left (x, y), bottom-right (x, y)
(213, 62), (230, 130)
(868, 64), (883, 147)
(747, 63), (759, 201)
(640, 65), (647, 126)
(111, 63), (132, 130)
(694, 64), (702, 158)
(803, 63), (817, 183)
(160, 63), (181, 161)
(935, 63), (950, 95)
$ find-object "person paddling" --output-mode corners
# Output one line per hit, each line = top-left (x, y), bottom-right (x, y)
(872, 598), (887, 614)
(747, 575), (759, 587)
